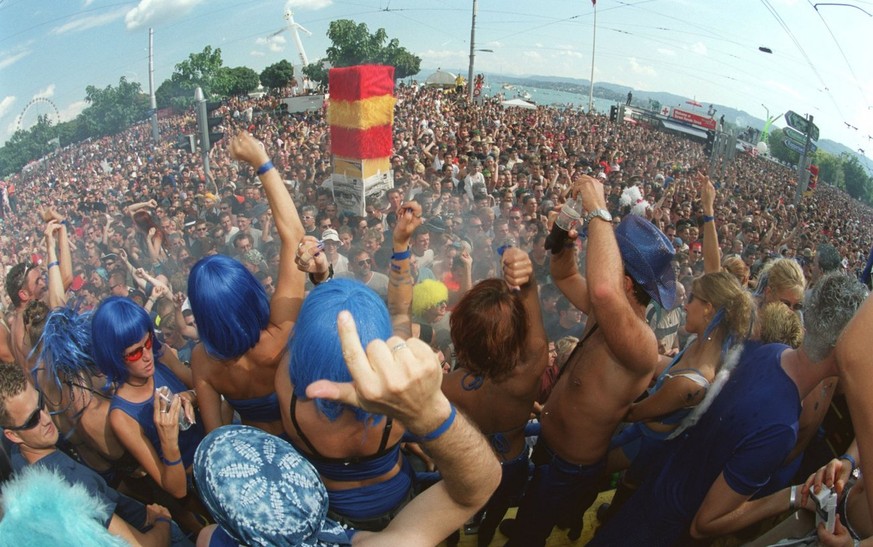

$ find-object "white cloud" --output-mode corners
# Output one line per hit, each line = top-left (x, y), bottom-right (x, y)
(558, 50), (584, 59)
(0, 96), (16, 120)
(690, 41), (707, 56)
(0, 50), (31, 70)
(83, 0), (95, 5)
(628, 57), (656, 77)
(256, 35), (287, 53)
(125, 0), (205, 31)
(34, 84), (56, 99)
(657, 48), (676, 57)
(51, 7), (127, 35)
(58, 99), (88, 123)
(522, 51), (543, 61)
(250, 50), (266, 57)
(284, 0), (333, 10)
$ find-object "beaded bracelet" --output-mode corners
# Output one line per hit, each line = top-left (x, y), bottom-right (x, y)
(391, 247), (411, 261)
(409, 404), (457, 443)
(160, 455), (183, 466)
(256, 160), (274, 176)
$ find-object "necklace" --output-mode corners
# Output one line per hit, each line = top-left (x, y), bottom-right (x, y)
(126, 376), (151, 388)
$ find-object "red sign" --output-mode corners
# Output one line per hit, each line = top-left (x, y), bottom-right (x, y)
(671, 108), (716, 130)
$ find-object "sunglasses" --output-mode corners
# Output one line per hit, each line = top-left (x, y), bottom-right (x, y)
(5, 390), (46, 431)
(357, 258), (372, 267)
(123, 333), (154, 363)
(688, 293), (707, 304)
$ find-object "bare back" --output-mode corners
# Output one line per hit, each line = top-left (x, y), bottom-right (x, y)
(541, 323), (652, 465)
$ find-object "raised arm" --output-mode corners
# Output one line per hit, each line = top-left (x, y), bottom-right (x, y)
(549, 217), (591, 314)
(388, 202), (422, 339)
(502, 247), (549, 378)
(579, 176), (659, 374)
(698, 174), (721, 274)
(307, 312), (500, 547)
(229, 131), (305, 351)
(44, 220), (66, 308)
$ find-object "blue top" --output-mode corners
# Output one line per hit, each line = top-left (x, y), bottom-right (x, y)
(110, 362), (205, 468)
(225, 391), (282, 423)
(591, 342), (799, 547)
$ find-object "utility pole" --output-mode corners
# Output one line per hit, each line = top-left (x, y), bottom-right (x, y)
(467, 0), (478, 101)
(148, 28), (159, 143)
(795, 114), (814, 205)
(587, 1), (597, 113)
(194, 87), (211, 180)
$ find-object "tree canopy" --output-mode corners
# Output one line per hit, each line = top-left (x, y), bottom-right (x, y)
(215, 66), (260, 97)
(260, 60), (295, 90)
(79, 77), (151, 137)
(156, 45), (225, 108)
(324, 19), (421, 79)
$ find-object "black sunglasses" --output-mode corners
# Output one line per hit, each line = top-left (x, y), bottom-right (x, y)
(5, 390), (46, 431)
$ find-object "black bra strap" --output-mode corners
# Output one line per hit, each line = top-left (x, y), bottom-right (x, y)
(289, 393), (324, 459)
(378, 417), (394, 453)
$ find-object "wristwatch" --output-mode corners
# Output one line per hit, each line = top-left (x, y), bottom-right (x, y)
(584, 208), (613, 225)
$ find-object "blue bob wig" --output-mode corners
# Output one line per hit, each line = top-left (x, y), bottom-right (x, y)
(188, 255), (269, 360)
(289, 278), (391, 423)
(91, 296), (162, 384)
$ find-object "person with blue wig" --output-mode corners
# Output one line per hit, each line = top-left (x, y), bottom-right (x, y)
(91, 295), (205, 534)
(31, 306), (126, 481)
(275, 205), (426, 531)
(189, 131), (305, 439)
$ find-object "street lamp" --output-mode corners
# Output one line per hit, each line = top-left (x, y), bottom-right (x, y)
(467, 0), (479, 101)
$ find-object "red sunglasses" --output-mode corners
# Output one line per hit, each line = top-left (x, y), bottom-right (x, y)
(123, 333), (153, 362)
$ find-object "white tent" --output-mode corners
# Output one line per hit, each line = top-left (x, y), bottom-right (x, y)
(501, 98), (537, 110)
(425, 69), (458, 88)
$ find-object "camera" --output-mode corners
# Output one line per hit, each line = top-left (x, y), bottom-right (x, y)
(812, 485), (837, 533)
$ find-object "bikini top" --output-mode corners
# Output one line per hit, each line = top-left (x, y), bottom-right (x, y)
(225, 392), (282, 423)
(289, 393), (400, 482)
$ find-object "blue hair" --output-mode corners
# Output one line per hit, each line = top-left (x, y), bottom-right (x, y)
(91, 296), (162, 384)
(289, 278), (391, 423)
(188, 255), (269, 360)
(36, 307), (106, 398)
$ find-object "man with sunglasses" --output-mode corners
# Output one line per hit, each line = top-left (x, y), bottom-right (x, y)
(337, 247), (388, 300)
(0, 363), (191, 546)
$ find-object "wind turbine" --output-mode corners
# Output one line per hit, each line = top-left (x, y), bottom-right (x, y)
(268, 4), (312, 66)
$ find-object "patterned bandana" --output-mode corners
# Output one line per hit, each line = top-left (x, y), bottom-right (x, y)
(194, 425), (351, 546)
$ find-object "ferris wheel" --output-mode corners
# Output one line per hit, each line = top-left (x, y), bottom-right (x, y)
(16, 97), (61, 133)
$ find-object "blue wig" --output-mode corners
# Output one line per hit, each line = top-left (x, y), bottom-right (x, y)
(91, 296), (162, 384)
(188, 255), (270, 360)
(36, 307), (107, 399)
(289, 278), (391, 423)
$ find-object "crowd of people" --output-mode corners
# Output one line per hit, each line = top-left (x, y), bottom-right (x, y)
(1, 80), (873, 546)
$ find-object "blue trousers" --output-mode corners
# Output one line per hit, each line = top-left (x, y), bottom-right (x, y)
(478, 449), (532, 547)
(504, 439), (605, 547)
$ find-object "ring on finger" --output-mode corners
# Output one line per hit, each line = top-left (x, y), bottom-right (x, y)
(391, 342), (409, 353)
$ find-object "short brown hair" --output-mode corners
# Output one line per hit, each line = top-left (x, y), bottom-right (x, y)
(0, 362), (28, 426)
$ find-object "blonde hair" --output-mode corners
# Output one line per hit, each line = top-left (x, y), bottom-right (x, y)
(721, 255), (749, 288)
(761, 258), (806, 301)
(692, 271), (754, 340)
(554, 336), (578, 370)
(758, 303), (804, 348)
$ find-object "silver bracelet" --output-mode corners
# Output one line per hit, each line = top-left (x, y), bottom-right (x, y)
(789, 485), (798, 510)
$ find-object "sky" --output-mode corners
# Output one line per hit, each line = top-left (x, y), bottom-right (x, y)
(1, 0), (872, 158)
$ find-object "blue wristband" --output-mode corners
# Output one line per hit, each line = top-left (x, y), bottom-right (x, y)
(702, 215), (715, 223)
(47, 260), (59, 269)
(840, 453), (857, 474)
(160, 455), (183, 466)
(391, 247), (411, 261)
(410, 404), (456, 443)
(256, 160), (274, 176)
(154, 517), (172, 526)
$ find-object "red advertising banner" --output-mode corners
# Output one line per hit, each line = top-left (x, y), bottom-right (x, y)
(671, 108), (716, 130)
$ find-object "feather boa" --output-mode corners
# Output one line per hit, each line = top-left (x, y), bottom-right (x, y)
(619, 185), (651, 217)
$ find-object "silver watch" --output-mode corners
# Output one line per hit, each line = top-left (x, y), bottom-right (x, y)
(584, 208), (613, 224)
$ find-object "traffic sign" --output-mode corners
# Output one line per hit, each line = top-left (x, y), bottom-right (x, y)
(785, 110), (819, 142)
(784, 126), (807, 145)
(784, 138), (806, 154)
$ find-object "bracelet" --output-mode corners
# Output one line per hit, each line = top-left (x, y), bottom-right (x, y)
(391, 247), (411, 261)
(160, 455), (183, 466)
(309, 263), (334, 286)
(789, 485), (797, 510)
(154, 517), (172, 527)
(702, 215), (715, 223)
(840, 453), (857, 475)
(47, 260), (59, 269)
(256, 160), (274, 176)
(410, 404), (457, 443)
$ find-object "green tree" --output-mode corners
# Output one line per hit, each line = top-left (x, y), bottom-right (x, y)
(812, 150), (845, 190)
(156, 46), (225, 107)
(0, 116), (60, 175)
(260, 60), (295, 90)
(842, 154), (873, 203)
(302, 60), (329, 88)
(324, 20), (421, 79)
(767, 128), (800, 164)
(215, 66), (260, 97)
(79, 77), (150, 137)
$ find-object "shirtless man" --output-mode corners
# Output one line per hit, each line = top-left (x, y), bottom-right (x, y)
(503, 175), (676, 547)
